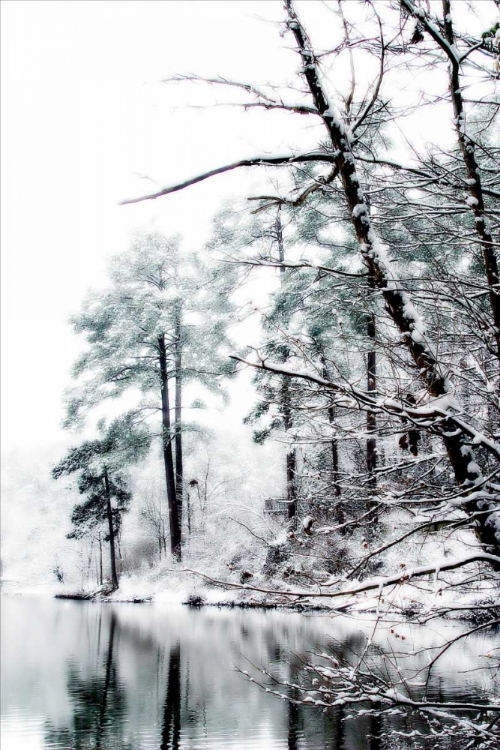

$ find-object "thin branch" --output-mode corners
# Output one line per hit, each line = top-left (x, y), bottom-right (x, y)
(120, 152), (336, 205)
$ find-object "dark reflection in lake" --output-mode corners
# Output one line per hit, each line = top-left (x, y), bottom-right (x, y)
(1, 596), (497, 749)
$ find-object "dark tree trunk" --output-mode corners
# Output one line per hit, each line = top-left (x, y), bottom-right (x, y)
(98, 532), (103, 586)
(365, 192), (377, 514)
(319, 353), (341, 499)
(276, 208), (298, 523)
(103, 466), (118, 589)
(286, 0), (500, 559)
(319, 352), (344, 531)
(286, 447), (297, 523)
(444, 7), (500, 360)
(403, 0), (500, 358)
(158, 333), (182, 561)
(330, 408), (340, 497)
(161, 644), (181, 750)
(186, 490), (192, 535)
(163, 519), (168, 556)
(366, 311), (377, 497)
(174, 304), (184, 535)
(282, 367), (298, 523)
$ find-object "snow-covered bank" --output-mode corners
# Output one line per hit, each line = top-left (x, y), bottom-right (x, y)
(4, 555), (497, 624)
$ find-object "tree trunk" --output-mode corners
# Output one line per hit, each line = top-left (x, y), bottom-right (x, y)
(443, 0), (500, 358)
(162, 518), (168, 556)
(158, 333), (182, 561)
(319, 352), (344, 527)
(331, 431), (340, 494)
(186, 490), (192, 535)
(174, 304), (184, 535)
(366, 310), (377, 502)
(282, 363), (298, 523)
(402, 0), (500, 358)
(103, 466), (118, 590)
(286, 0), (500, 559)
(98, 532), (103, 586)
(366, 194), (377, 508)
(286, 445), (297, 523)
(276, 208), (298, 523)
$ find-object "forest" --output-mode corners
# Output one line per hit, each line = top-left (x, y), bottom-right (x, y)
(2, 0), (500, 748)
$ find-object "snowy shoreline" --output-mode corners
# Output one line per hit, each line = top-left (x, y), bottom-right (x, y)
(3, 576), (497, 624)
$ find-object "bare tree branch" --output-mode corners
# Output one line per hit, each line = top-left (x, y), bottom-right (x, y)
(120, 151), (337, 205)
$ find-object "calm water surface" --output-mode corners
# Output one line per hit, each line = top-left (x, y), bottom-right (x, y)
(1, 595), (498, 749)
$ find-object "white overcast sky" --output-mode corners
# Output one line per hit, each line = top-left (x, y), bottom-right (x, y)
(1, 0), (316, 454)
(1, 0), (496, 458)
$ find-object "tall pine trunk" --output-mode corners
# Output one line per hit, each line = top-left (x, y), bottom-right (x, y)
(366, 195), (377, 507)
(319, 351), (343, 526)
(366, 309), (378, 534)
(276, 209), (298, 523)
(366, 303), (377, 516)
(282, 371), (297, 523)
(174, 304), (184, 535)
(103, 466), (118, 589)
(98, 532), (103, 586)
(158, 333), (182, 560)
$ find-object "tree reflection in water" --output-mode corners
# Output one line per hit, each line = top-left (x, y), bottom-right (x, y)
(287, 659), (300, 750)
(160, 643), (181, 750)
(44, 612), (129, 749)
(20, 600), (494, 749)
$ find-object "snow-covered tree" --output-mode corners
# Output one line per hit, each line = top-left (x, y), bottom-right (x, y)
(119, 0), (500, 740)
(65, 231), (235, 560)
(52, 417), (148, 588)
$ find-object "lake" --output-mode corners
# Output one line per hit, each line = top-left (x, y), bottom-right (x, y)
(1, 595), (498, 749)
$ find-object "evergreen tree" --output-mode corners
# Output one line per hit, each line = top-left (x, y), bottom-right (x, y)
(52, 416), (149, 589)
(65, 231), (235, 561)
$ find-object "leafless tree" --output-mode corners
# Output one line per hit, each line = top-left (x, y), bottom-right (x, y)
(139, 483), (169, 559)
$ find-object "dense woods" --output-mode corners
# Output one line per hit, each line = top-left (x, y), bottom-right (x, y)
(38, 0), (500, 746)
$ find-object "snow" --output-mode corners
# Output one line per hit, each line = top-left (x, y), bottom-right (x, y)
(352, 203), (368, 219)
(410, 329), (423, 343)
(302, 515), (314, 531)
(467, 461), (481, 476)
(322, 106), (348, 138)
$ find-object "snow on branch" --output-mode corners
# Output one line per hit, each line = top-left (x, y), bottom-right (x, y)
(229, 258), (368, 279)
(230, 354), (500, 463)
(400, 0), (460, 70)
(180, 552), (500, 602)
(120, 152), (336, 205)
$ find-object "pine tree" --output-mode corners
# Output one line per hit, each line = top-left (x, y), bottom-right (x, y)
(65, 231), (235, 560)
(52, 417), (148, 588)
